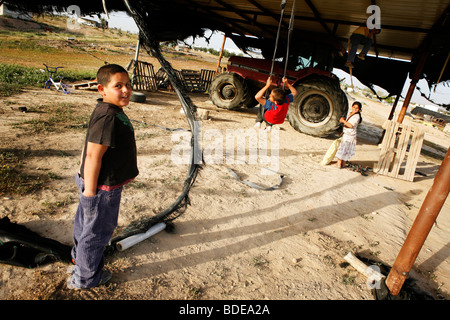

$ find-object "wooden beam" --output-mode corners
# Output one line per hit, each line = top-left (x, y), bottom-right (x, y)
(213, 0), (273, 34)
(180, 0), (257, 37)
(246, 0), (289, 28)
(194, 5), (430, 33)
(304, 0), (333, 35)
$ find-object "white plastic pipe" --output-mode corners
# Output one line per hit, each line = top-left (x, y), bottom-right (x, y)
(116, 222), (166, 251)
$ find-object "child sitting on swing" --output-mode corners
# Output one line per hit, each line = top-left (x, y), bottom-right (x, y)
(254, 76), (298, 132)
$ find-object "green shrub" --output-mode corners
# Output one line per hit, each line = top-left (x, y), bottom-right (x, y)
(0, 63), (96, 89)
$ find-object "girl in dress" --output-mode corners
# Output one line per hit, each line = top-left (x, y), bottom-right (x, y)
(335, 101), (362, 168)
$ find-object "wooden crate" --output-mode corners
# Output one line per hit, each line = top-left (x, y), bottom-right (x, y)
(200, 69), (217, 93)
(128, 59), (158, 92)
(179, 69), (216, 93)
(375, 120), (424, 181)
(167, 69), (186, 92)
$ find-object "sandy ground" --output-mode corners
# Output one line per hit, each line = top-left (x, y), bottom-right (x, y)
(0, 76), (449, 302)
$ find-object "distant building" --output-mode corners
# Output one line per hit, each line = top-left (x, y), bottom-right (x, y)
(411, 106), (450, 127)
(76, 17), (107, 29)
(176, 43), (190, 52)
(0, 4), (33, 20)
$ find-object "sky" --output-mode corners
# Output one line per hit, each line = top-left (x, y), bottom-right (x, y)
(96, 11), (448, 108)
(94, 11), (242, 52)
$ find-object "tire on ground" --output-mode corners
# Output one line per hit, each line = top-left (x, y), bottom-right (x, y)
(209, 72), (253, 110)
(130, 92), (146, 103)
(287, 76), (348, 137)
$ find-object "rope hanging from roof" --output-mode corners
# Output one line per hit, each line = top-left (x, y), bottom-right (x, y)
(266, 0), (295, 94)
(269, 0), (296, 82)
(269, 0), (287, 78)
(283, 0), (296, 86)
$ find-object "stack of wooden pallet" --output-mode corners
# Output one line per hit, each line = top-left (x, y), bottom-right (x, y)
(127, 59), (216, 94)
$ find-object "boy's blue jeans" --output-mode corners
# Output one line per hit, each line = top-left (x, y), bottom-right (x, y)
(256, 106), (274, 125)
(70, 173), (122, 289)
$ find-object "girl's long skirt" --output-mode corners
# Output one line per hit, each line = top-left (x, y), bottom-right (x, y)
(335, 134), (357, 161)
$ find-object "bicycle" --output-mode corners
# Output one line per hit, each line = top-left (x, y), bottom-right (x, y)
(42, 64), (71, 94)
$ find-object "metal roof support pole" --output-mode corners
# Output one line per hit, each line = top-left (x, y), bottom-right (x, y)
(377, 93), (401, 144)
(215, 34), (227, 73)
(388, 94), (401, 121)
(396, 52), (428, 123)
(131, 37), (140, 88)
(385, 147), (450, 296)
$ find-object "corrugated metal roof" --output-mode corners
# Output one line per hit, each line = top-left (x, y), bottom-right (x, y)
(7, 1), (449, 60)
(6, 0), (450, 97)
(172, 0), (449, 61)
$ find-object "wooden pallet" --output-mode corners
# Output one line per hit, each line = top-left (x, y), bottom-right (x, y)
(73, 80), (97, 89)
(181, 69), (203, 92)
(128, 59), (158, 92)
(179, 69), (216, 93)
(148, 67), (216, 93)
(200, 69), (216, 92)
(162, 69), (185, 92)
(375, 120), (424, 182)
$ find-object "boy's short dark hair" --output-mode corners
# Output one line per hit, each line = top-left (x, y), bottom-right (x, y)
(96, 64), (128, 86)
(271, 88), (287, 105)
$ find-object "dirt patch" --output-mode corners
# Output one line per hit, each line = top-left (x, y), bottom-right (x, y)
(0, 84), (449, 301)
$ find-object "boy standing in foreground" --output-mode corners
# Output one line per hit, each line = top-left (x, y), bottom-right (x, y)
(67, 64), (139, 289)
(254, 76), (298, 132)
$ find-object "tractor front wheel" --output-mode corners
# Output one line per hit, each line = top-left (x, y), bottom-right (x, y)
(209, 72), (253, 110)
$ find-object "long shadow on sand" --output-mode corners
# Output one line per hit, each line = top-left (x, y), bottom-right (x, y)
(116, 174), (404, 281)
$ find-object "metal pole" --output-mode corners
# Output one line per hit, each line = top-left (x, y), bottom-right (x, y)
(388, 94), (401, 120)
(377, 94), (401, 145)
(385, 147), (450, 296)
(131, 38), (140, 88)
(397, 52), (428, 123)
(215, 34), (227, 73)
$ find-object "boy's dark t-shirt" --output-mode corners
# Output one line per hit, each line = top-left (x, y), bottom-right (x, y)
(80, 99), (139, 188)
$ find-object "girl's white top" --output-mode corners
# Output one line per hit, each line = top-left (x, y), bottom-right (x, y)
(343, 113), (361, 136)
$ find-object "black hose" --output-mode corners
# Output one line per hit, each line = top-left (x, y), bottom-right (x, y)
(107, 0), (202, 250)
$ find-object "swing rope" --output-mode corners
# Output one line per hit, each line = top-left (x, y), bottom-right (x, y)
(269, 0), (287, 78)
(269, 0), (296, 88)
(266, 0), (295, 93)
(283, 0), (296, 89)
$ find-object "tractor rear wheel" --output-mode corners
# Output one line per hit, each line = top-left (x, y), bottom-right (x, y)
(287, 76), (348, 137)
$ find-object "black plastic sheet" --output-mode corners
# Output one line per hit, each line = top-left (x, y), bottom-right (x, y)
(0, 217), (72, 268)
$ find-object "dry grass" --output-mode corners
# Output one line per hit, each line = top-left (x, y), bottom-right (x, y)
(0, 14), (220, 74)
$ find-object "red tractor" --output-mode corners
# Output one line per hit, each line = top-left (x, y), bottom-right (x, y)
(209, 46), (348, 137)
